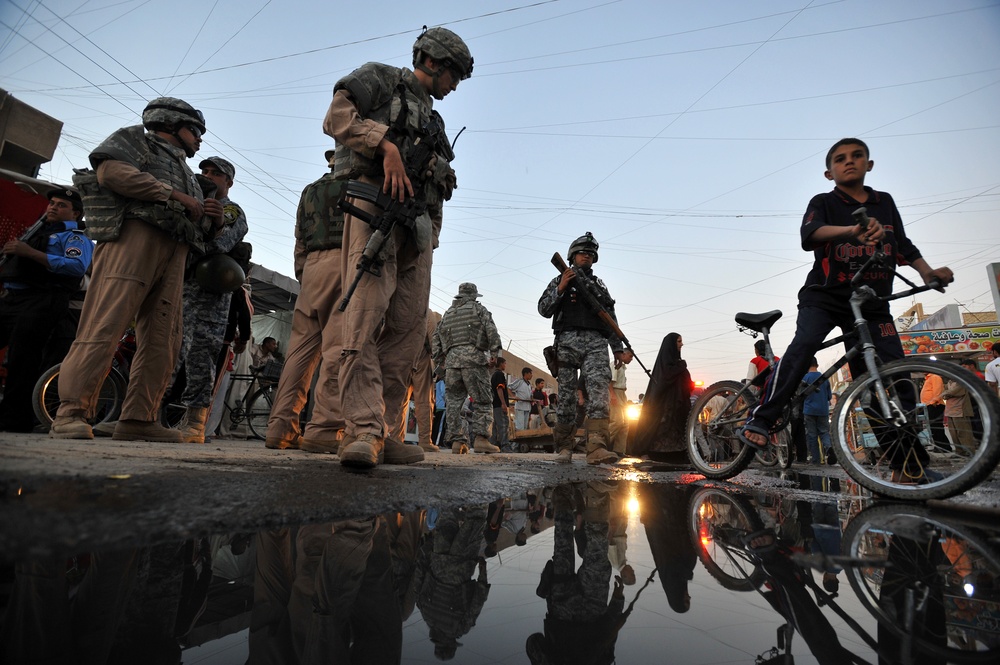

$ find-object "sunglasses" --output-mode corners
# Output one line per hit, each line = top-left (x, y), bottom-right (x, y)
(185, 124), (203, 139)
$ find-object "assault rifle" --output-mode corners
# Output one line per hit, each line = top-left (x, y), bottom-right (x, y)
(551, 252), (651, 377)
(0, 214), (46, 271)
(337, 115), (447, 312)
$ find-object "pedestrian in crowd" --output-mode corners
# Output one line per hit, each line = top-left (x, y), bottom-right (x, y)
(746, 339), (772, 388)
(264, 150), (347, 453)
(629, 333), (691, 465)
(489, 357), (512, 451)
(538, 232), (633, 464)
(51, 97), (223, 441)
(323, 27), (472, 469)
(739, 139), (953, 486)
(529, 378), (548, 430)
(0, 188), (93, 432)
(206, 281), (253, 438)
(431, 283), (501, 455)
(801, 358), (833, 464)
(250, 336), (278, 368)
(941, 373), (975, 454)
(509, 367), (533, 430)
(986, 344), (1000, 397)
(409, 310), (443, 452)
(173, 156), (249, 443)
(433, 374), (447, 446)
(607, 359), (629, 457)
(920, 370), (950, 452)
(958, 357), (985, 439)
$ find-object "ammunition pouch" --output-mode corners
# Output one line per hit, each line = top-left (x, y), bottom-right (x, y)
(543, 344), (559, 376)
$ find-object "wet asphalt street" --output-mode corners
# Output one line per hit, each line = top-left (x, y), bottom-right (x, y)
(3, 431), (1000, 561)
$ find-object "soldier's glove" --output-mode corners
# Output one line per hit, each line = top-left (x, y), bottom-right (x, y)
(427, 155), (457, 201)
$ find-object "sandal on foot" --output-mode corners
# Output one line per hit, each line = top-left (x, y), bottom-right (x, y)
(738, 422), (770, 450)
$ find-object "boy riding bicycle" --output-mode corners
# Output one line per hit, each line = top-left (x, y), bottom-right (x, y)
(740, 139), (954, 472)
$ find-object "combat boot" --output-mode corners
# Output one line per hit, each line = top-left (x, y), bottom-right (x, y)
(418, 440), (440, 453)
(178, 406), (209, 443)
(384, 438), (425, 464)
(451, 440), (469, 454)
(585, 417), (618, 465)
(49, 416), (94, 440)
(112, 419), (184, 443)
(473, 435), (500, 454)
(339, 432), (383, 469)
(552, 423), (575, 463)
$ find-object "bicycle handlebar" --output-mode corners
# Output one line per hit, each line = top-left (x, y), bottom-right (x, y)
(850, 250), (945, 300)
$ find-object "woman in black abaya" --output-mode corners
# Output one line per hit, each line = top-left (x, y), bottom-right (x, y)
(628, 332), (692, 463)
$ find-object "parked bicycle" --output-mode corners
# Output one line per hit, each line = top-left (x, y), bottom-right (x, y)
(215, 360), (279, 440)
(686, 251), (1000, 500)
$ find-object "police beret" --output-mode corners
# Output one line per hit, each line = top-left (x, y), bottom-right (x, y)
(46, 187), (82, 210)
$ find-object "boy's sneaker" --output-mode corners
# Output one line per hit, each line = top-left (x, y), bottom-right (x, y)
(49, 416), (94, 440)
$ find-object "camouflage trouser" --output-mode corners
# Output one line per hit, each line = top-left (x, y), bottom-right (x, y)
(430, 505), (487, 584)
(555, 329), (612, 424)
(177, 281), (231, 408)
(549, 485), (612, 622)
(443, 366), (493, 442)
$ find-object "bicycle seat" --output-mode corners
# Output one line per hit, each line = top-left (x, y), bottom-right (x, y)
(735, 310), (782, 332)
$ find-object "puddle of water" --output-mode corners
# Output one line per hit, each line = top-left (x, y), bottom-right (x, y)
(3, 480), (998, 664)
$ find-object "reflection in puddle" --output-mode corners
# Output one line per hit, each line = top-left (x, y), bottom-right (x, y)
(2, 481), (999, 663)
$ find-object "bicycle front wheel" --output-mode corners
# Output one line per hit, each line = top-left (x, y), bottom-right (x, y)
(686, 380), (756, 479)
(246, 386), (274, 440)
(688, 487), (766, 591)
(832, 358), (1000, 500)
(32, 363), (126, 427)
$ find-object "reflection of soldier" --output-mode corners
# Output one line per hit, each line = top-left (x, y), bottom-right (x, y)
(528, 483), (625, 665)
(431, 283), (501, 455)
(249, 518), (404, 664)
(413, 505), (490, 660)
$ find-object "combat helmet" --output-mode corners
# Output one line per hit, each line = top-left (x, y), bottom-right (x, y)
(413, 26), (473, 80)
(568, 232), (599, 263)
(142, 97), (206, 134)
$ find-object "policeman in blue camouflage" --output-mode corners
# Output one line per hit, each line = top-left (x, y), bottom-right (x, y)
(431, 282), (501, 455)
(175, 156), (248, 443)
(538, 233), (633, 464)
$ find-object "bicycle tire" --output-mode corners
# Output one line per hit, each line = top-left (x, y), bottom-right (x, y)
(686, 380), (756, 479)
(774, 427), (793, 469)
(32, 363), (127, 427)
(688, 487), (766, 591)
(842, 503), (1000, 663)
(246, 385), (274, 440)
(755, 447), (779, 467)
(832, 358), (1000, 500)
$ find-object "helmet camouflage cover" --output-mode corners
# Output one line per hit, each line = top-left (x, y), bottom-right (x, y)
(412, 27), (473, 79)
(142, 97), (207, 133)
(568, 231), (599, 263)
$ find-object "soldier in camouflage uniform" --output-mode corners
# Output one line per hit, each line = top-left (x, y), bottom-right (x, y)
(323, 27), (472, 469)
(265, 150), (349, 453)
(51, 97), (223, 442)
(413, 504), (491, 660)
(174, 156), (248, 443)
(538, 233), (633, 464)
(431, 283), (501, 455)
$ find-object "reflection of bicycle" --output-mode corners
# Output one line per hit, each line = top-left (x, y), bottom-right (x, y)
(688, 487), (766, 591)
(686, 251), (1000, 500)
(841, 503), (1000, 663)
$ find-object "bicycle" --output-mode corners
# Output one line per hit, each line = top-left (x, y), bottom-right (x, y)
(216, 360), (280, 440)
(686, 250), (1000, 500)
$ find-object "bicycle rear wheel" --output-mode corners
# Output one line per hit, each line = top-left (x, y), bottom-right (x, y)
(686, 380), (756, 478)
(832, 358), (1000, 500)
(688, 487), (766, 591)
(32, 363), (126, 427)
(246, 385), (274, 440)
(773, 427), (793, 469)
(842, 503), (1000, 663)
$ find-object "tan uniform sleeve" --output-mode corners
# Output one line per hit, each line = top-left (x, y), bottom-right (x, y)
(322, 89), (388, 159)
(96, 159), (172, 201)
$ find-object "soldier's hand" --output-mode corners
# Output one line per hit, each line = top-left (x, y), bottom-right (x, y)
(203, 198), (225, 228)
(557, 267), (575, 293)
(379, 139), (413, 202)
(171, 190), (204, 220)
